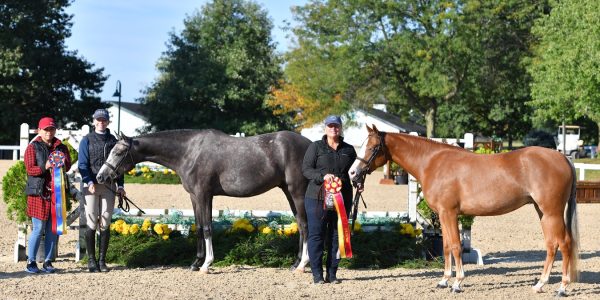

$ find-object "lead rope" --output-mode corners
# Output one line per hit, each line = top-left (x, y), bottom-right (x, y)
(106, 185), (146, 215)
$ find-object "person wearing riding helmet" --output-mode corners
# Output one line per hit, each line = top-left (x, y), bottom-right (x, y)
(78, 108), (126, 272)
(302, 115), (360, 284)
(24, 117), (72, 274)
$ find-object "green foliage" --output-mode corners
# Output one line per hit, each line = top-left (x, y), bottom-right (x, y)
(417, 195), (474, 230)
(458, 215), (475, 230)
(105, 227), (429, 269)
(125, 170), (181, 184)
(529, 0), (600, 132)
(417, 199), (439, 230)
(141, 0), (288, 135)
(0, 1), (108, 144)
(61, 138), (78, 163)
(2, 161), (28, 223)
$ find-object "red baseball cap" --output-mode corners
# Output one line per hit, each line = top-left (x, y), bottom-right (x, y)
(38, 117), (57, 130)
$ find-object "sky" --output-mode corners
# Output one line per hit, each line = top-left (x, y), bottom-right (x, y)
(65, 1), (306, 103)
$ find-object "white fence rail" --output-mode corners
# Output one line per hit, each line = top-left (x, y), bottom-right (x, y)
(574, 163), (600, 181)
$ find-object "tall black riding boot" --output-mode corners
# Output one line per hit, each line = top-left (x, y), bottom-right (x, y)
(98, 230), (110, 272)
(85, 229), (99, 272)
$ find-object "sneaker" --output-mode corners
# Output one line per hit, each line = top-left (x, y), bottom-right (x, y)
(42, 261), (56, 273)
(25, 261), (40, 274)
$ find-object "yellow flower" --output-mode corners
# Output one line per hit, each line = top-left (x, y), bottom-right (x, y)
(115, 219), (125, 225)
(154, 223), (164, 235)
(400, 223), (415, 237)
(114, 223), (123, 234)
(289, 223), (298, 234)
(277, 229), (283, 235)
(261, 227), (272, 234)
(162, 224), (172, 235)
(163, 169), (169, 175)
(170, 170), (176, 175)
(141, 166), (150, 173)
(121, 224), (130, 235)
(351, 221), (362, 232)
(129, 224), (140, 235)
(191, 224), (197, 233)
(162, 235), (169, 240)
(232, 218), (253, 232)
(283, 228), (293, 236)
(110, 223), (116, 231)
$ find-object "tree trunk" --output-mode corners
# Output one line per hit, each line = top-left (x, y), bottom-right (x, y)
(425, 106), (437, 138)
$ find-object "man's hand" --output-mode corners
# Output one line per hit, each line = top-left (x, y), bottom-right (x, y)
(356, 182), (364, 193)
(323, 174), (335, 183)
(117, 187), (126, 198)
(88, 183), (95, 194)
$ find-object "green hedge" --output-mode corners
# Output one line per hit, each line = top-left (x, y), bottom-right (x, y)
(2, 161), (28, 223)
(104, 228), (439, 269)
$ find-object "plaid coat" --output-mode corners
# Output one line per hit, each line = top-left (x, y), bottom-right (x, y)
(24, 136), (72, 220)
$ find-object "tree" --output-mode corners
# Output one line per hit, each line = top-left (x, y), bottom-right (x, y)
(141, 0), (286, 135)
(287, 0), (480, 137)
(437, 1), (549, 147)
(528, 0), (600, 146)
(0, 0), (107, 144)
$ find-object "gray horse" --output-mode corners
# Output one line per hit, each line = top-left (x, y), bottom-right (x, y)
(96, 129), (311, 273)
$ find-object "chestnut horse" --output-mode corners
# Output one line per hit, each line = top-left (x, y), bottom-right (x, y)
(95, 129), (311, 273)
(349, 125), (579, 296)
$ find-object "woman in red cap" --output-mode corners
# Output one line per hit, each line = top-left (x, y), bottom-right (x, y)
(23, 117), (71, 274)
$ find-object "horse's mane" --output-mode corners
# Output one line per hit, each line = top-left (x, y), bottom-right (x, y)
(135, 129), (228, 139)
(390, 132), (471, 153)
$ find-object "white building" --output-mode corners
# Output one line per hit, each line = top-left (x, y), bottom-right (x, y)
(105, 101), (150, 137)
(301, 108), (426, 147)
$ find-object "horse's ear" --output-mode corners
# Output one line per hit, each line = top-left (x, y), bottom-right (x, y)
(372, 124), (380, 133)
(120, 131), (129, 140)
(366, 124), (373, 132)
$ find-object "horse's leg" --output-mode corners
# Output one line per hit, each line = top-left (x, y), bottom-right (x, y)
(532, 213), (563, 294)
(198, 194), (214, 274)
(190, 196), (205, 271)
(282, 185), (309, 273)
(438, 211), (464, 292)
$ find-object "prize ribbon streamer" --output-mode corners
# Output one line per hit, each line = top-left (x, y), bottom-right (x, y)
(49, 151), (67, 235)
(324, 177), (353, 258)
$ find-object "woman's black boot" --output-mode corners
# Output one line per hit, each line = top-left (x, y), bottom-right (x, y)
(98, 230), (110, 272)
(85, 229), (99, 272)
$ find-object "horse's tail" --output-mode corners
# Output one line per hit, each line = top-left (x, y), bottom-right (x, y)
(565, 157), (580, 282)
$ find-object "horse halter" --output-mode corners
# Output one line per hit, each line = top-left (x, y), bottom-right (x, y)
(353, 132), (386, 185)
(103, 138), (133, 179)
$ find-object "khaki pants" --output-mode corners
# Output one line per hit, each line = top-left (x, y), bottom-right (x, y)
(83, 183), (116, 231)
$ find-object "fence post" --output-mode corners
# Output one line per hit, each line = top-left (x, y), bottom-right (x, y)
(19, 123), (30, 160)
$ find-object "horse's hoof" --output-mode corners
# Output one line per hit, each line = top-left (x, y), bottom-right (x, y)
(556, 290), (567, 297)
(292, 267), (305, 274)
(532, 286), (543, 293)
(200, 268), (209, 274)
(451, 287), (463, 293)
(436, 283), (448, 289)
(190, 265), (199, 271)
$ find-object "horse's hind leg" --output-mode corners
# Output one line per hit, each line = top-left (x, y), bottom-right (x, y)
(532, 214), (563, 293)
(281, 185), (309, 273)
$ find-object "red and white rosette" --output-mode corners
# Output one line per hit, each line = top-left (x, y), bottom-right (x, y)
(324, 176), (352, 258)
